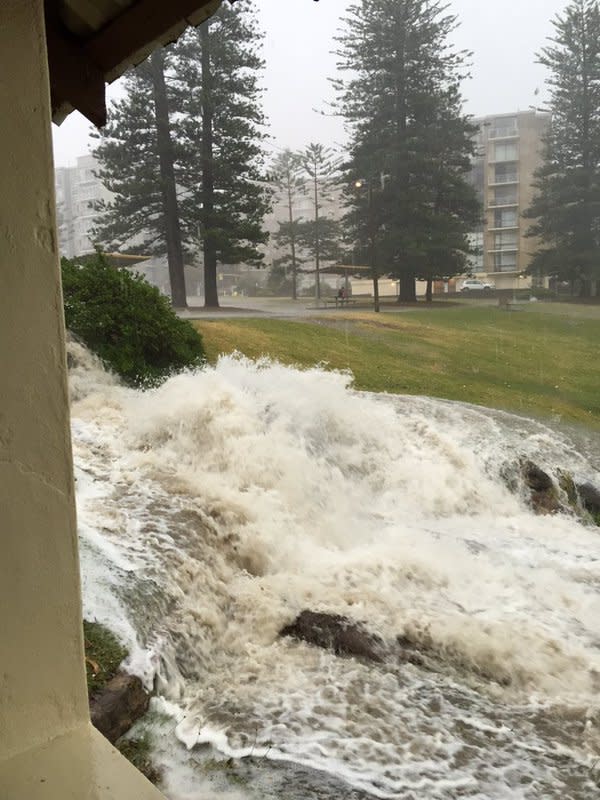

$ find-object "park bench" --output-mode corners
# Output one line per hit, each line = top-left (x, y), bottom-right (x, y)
(323, 296), (358, 308)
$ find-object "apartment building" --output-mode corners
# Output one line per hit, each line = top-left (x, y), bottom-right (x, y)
(55, 154), (111, 258)
(467, 110), (550, 290)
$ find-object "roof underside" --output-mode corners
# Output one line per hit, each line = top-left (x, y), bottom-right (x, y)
(47, 0), (225, 127)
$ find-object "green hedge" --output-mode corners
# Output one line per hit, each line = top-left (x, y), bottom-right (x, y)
(62, 254), (205, 387)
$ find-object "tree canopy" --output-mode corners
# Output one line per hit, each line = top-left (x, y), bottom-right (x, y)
(270, 149), (306, 300)
(92, 0), (271, 308)
(172, 2), (272, 306)
(524, 0), (600, 296)
(334, 0), (480, 302)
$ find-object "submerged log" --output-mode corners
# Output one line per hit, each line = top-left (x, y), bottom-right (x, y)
(280, 610), (386, 663)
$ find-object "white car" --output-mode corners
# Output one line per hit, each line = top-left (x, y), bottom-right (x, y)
(460, 279), (496, 292)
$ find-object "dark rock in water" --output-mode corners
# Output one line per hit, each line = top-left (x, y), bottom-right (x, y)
(510, 461), (599, 522)
(530, 489), (562, 515)
(90, 672), (150, 744)
(280, 610), (386, 663)
(577, 482), (600, 516)
(520, 459), (561, 515)
(521, 460), (553, 492)
(396, 634), (428, 667)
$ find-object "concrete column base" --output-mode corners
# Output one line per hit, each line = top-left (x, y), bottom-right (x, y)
(0, 724), (164, 799)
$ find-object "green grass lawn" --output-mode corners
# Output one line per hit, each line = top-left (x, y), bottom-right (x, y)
(193, 304), (600, 429)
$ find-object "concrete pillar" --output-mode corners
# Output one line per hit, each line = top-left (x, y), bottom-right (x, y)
(0, 3), (164, 796)
(0, 0), (88, 760)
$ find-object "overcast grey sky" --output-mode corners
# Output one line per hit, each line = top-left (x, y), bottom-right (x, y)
(52, 0), (569, 167)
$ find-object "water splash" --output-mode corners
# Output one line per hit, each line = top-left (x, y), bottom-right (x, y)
(70, 343), (600, 798)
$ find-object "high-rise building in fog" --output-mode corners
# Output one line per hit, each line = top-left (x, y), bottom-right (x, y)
(467, 110), (550, 290)
(55, 155), (111, 258)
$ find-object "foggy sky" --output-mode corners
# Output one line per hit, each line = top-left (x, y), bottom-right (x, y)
(52, 0), (569, 167)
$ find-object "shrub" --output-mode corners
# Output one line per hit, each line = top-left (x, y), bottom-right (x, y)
(62, 253), (205, 387)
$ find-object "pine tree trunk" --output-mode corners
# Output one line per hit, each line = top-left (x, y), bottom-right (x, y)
(201, 23), (220, 309)
(368, 184), (380, 313)
(314, 171), (321, 301)
(291, 251), (298, 301)
(150, 50), (187, 309)
(372, 273), (380, 312)
(425, 278), (433, 302)
(399, 267), (417, 303)
(287, 182), (298, 301)
(580, 17), (595, 298)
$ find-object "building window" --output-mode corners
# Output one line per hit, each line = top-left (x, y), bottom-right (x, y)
(493, 251), (518, 271)
(493, 231), (518, 250)
(494, 209), (518, 228)
(493, 163), (518, 184)
(492, 186), (518, 206)
(494, 142), (518, 162)
(491, 117), (518, 138)
(76, 184), (96, 201)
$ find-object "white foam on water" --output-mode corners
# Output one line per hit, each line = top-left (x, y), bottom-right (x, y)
(69, 346), (600, 798)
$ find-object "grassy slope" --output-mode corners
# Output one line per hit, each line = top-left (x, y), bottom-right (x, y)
(83, 620), (128, 696)
(193, 305), (600, 429)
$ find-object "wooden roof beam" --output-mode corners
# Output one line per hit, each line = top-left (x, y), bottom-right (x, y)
(45, 5), (107, 126)
(85, 0), (223, 80)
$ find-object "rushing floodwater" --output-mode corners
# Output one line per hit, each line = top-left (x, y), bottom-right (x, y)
(69, 340), (600, 799)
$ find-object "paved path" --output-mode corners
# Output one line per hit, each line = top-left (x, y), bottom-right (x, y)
(179, 295), (423, 320)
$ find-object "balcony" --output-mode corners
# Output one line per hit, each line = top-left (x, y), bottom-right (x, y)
(488, 200), (519, 209)
(491, 265), (519, 273)
(489, 173), (519, 185)
(488, 127), (519, 139)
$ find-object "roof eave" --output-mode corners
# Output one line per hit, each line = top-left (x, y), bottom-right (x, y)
(48, 0), (224, 127)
